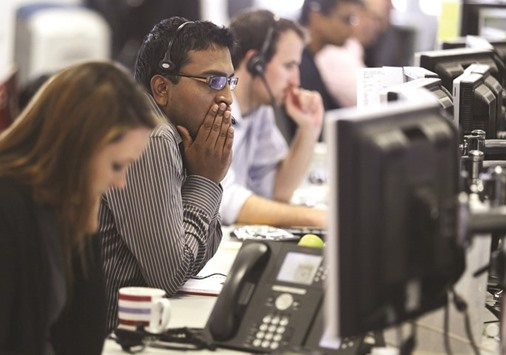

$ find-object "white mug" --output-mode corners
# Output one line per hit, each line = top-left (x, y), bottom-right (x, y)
(118, 287), (171, 334)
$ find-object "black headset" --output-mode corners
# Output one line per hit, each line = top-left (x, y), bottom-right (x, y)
(246, 15), (279, 77)
(159, 21), (195, 72)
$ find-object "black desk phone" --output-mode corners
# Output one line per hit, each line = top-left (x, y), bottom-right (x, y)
(205, 240), (370, 354)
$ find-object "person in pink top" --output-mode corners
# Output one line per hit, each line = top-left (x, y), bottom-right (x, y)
(315, 0), (393, 107)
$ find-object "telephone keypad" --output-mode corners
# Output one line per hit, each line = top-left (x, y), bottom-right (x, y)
(250, 312), (291, 350)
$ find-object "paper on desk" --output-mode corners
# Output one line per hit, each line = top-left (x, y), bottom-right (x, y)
(357, 67), (405, 108)
(179, 237), (240, 296)
(179, 274), (226, 296)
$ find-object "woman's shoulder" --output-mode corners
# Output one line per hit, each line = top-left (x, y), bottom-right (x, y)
(0, 177), (32, 212)
(0, 176), (28, 196)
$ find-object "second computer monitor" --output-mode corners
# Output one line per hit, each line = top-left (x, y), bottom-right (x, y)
(415, 47), (506, 93)
(384, 77), (454, 118)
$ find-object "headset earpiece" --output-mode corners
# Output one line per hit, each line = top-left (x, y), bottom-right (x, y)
(246, 16), (278, 77)
(246, 53), (265, 77)
(159, 21), (194, 72)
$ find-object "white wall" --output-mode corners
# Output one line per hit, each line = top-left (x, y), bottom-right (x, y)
(200, 0), (229, 25)
(0, 0), (81, 79)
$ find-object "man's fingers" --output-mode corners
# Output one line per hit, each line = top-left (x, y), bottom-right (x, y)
(222, 125), (234, 158)
(194, 104), (220, 143)
(177, 125), (193, 149)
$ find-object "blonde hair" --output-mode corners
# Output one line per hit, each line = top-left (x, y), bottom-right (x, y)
(0, 61), (157, 278)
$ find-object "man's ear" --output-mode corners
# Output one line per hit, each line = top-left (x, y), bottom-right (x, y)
(150, 74), (170, 106)
(242, 49), (260, 76)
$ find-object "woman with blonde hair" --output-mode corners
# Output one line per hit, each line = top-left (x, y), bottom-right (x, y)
(0, 61), (157, 354)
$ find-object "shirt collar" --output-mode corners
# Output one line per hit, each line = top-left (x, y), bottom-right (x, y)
(145, 93), (182, 145)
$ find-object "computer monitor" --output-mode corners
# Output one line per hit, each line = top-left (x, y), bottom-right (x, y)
(465, 63), (505, 132)
(440, 36), (506, 66)
(383, 78), (454, 118)
(460, 1), (506, 38)
(491, 40), (506, 64)
(453, 68), (498, 139)
(325, 92), (465, 339)
(415, 47), (506, 93)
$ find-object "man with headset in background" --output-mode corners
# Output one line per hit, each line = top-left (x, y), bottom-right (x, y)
(271, 0), (364, 143)
(221, 9), (326, 228)
(98, 17), (236, 333)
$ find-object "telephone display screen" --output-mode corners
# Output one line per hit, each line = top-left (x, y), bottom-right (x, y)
(276, 252), (322, 285)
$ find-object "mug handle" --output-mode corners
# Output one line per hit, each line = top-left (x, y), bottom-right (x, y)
(147, 298), (171, 334)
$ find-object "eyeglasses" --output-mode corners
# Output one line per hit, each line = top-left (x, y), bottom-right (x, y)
(335, 14), (359, 26)
(171, 73), (239, 91)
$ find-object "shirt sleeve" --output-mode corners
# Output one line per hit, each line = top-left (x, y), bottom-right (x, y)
(220, 169), (254, 225)
(220, 106), (288, 225)
(102, 127), (223, 295)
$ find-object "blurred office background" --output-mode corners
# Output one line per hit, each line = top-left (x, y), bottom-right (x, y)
(0, 0), (465, 80)
(1, 0), (505, 129)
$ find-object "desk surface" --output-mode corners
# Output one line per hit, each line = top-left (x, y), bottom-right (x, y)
(101, 152), (501, 354)
(103, 236), (500, 355)
(103, 230), (243, 355)
(103, 294), (242, 354)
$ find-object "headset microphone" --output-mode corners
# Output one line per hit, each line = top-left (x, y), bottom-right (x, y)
(247, 14), (280, 107)
(159, 21), (194, 72)
(259, 72), (277, 108)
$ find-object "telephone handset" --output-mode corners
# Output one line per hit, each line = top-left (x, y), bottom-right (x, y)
(205, 240), (366, 354)
(208, 242), (271, 341)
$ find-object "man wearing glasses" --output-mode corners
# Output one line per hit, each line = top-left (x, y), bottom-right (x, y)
(98, 17), (236, 333)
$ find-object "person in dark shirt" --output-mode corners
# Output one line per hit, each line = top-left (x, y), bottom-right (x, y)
(276, 0), (362, 142)
(0, 61), (157, 355)
(299, 0), (364, 111)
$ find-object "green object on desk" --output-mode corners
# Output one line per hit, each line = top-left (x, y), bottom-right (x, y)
(297, 234), (324, 248)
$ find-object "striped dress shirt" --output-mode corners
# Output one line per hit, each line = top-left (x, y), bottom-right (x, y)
(98, 95), (223, 333)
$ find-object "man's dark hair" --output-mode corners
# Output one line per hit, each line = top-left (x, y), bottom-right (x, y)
(299, 0), (364, 26)
(134, 16), (235, 93)
(229, 9), (305, 69)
